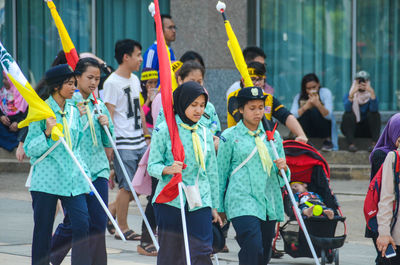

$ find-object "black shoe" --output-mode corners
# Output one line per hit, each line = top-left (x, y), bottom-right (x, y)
(321, 140), (333, 151)
(368, 142), (376, 152)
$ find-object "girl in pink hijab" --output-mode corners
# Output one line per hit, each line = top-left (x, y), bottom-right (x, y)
(0, 71), (28, 151)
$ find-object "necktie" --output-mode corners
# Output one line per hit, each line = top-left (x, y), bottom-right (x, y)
(180, 123), (205, 170)
(83, 99), (98, 146)
(59, 110), (72, 149)
(248, 129), (273, 174)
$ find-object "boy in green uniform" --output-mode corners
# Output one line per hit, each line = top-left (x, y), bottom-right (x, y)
(50, 58), (114, 265)
(218, 86), (290, 265)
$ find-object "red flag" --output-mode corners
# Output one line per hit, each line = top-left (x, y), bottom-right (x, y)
(153, 0), (186, 203)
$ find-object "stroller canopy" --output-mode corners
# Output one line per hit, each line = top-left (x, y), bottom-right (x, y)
(283, 140), (330, 184)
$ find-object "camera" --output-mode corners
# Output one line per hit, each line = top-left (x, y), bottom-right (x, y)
(357, 77), (366, 84)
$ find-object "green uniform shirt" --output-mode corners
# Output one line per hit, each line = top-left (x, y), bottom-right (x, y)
(217, 120), (289, 222)
(24, 95), (90, 196)
(147, 115), (219, 211)
(71, 92), (115, 181)
(155, 102), (221, 134)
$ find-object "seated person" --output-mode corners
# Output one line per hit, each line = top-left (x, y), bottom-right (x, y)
(341, 70), (380, 152)
(290, 73), (337, 151)
(226, 61), (307, 142)
(0, 72), (27, 151)
(290, 181), (334, 220)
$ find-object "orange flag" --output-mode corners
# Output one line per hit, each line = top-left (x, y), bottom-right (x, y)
(46, 0), (79, 70)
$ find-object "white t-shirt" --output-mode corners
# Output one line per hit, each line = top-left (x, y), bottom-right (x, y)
(103, 72), (146, 150)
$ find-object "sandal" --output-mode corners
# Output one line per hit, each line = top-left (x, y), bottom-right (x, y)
(115, 229), (141, 241)
(107, 218), (116, 235)
(137, 243), (158, 256)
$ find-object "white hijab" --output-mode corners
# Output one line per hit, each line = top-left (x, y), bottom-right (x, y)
(349, 80), (371, 123)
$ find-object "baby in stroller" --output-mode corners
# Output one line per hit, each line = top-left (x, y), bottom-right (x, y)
(274, 140), (346, 264)
(290, 181), (335, 219)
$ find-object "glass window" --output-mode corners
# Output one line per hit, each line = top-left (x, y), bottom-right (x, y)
(0, 0), (13, 53)
(96, 0), (170, 70)
(16, 0), (92, 86)
(357, 0), (400, 110)
(260, 0), (352, 111)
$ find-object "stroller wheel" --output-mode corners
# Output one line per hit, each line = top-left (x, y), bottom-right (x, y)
(321, 249), (327, 265)
(334, 249), (339, 265)
(327, 249), (335, 263)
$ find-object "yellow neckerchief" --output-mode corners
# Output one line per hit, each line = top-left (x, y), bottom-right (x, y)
(248, 129), (273, 174)
(180, 123), (205, 170)
(83, 99), (98, 146)
(59, 110), (72, 149)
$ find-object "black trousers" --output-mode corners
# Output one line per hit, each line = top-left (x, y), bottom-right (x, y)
(231, 215), (276, 265)
(341, 111), (381, 144)
(153, 203), (213, 265)
(298, 107), (331, 138)
(141, 176), (159, 244)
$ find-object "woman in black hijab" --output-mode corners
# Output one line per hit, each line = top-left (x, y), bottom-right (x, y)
(148, 81), (222, 265)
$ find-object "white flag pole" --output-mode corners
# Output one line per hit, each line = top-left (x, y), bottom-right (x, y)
(93, 103), (159, 250)
(59, 137), (125, 241)
(178, 182), (192, 265)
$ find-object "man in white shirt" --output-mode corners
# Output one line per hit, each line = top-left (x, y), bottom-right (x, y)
(104, 39), (150, 240)
(226, 46), (272, 98)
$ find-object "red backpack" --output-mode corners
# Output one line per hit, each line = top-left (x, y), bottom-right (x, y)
(364, 151), (400, 234)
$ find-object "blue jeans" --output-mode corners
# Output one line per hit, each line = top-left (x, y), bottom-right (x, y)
(153, 203), (213, 265)
(50, 178), (108, 265)
(30, 191), (90, 265)
(231, 215), (276, 265)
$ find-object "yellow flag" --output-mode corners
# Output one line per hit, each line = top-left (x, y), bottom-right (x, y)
(224, 20), (254, 88)
(0, 41), (64, 141)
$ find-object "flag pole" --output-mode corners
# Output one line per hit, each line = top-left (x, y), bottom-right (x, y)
(92, 96), (159, 250)
(262, 119), (320, 265)
(149, 1), (191, 259)
(59, 137), (125, 241)
(178, 182), (192, 265)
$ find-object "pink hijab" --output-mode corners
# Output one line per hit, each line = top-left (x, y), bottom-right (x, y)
(0, 72), (28, 116)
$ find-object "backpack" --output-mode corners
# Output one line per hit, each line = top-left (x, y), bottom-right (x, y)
(364, 151), (400, 234)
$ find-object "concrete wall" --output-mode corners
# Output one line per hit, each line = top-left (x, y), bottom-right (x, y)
(171, 0), (248, 128)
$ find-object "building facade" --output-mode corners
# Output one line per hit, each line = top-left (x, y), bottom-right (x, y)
(0, 0), (399, 126)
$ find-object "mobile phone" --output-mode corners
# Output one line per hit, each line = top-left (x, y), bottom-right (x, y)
(385, 244), (397, 258)
(357, 77), (366, 84)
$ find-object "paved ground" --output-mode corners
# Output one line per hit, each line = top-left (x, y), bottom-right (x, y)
(0, 172), (376, 264)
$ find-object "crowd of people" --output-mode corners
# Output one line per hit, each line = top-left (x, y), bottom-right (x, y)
(3, 12), (398, 265)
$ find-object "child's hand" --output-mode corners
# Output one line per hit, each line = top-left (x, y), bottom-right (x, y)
(77, 102), (87, 116)
(163, 161), (183, 175)
(45, 117), (57, 137)
(274, 158), (287, 172)
(303, 206), (314, 217)
(98, 115), (109, 127)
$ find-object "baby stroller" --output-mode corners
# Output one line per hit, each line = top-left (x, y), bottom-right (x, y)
(275, 140), (347, 265)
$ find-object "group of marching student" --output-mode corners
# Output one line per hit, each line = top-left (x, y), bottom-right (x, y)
(22, 50), (289, 265)
(147, 81), (289, 265)
(25, 58), (113, 265)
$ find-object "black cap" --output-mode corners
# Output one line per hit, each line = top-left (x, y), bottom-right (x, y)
(236, 86), (267, 107)
(45, 64), (75, 87)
